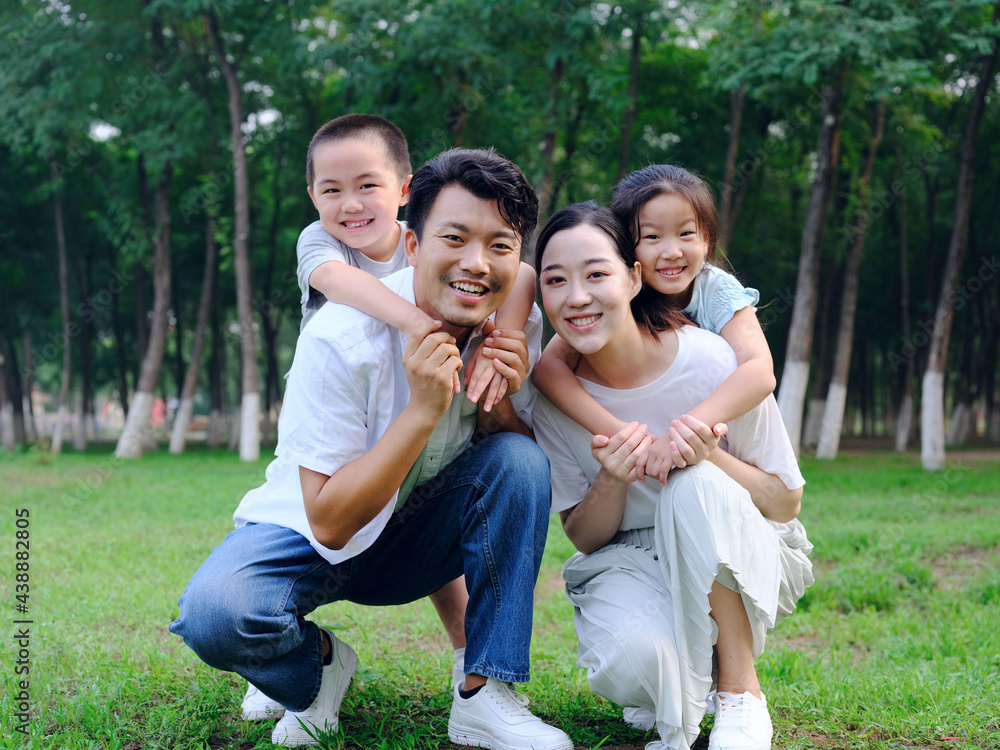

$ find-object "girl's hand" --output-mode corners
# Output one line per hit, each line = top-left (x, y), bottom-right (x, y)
(666, 415), (727, 473)
(643, 435), (675, 485)
(590, 422), (652, 484)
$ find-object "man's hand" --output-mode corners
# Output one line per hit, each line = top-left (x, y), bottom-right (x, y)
(403, 329), (463, 422)
(591, 422), (652, 484)
(467, 320), (530, 412)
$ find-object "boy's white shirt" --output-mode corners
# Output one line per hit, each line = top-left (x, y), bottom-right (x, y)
(296, 219), (410, 331)
(235, 266), (543, 565)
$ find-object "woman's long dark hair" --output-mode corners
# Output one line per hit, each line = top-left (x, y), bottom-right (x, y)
(535, 201), (686, 338)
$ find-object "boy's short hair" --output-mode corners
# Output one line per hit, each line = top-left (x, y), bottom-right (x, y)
(405, 149), (538, 247)
(306, 114), (412, 187)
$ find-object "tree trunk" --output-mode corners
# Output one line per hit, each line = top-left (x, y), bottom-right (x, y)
(171, 253), (186, 398)
(616, 17), (643, 182)
(49, 156), (72, 454)
(816, 102), (885, 459)
(802, 253), (839, 450)
(170, 214), (218, 454)
(921, 1), (1000, 471)
(21, 329), (37, 441)
(776, 65), (846, 452)
(207, 250), (225, 448)
(115, 165), (173, 458)
(0, 348), (14, 451)
(74, 248), (94, 451)
(894, 164), (916, 452)
(550, 81), (588, 208)
(5, 336), (27, 445)
(535, 56), (566, 225)
(718, 86), (746, 254)
(209, 12), (260, 461)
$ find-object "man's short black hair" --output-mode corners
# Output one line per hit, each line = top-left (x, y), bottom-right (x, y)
(405, 149), (538, 246)
(306, 114), (411, 187)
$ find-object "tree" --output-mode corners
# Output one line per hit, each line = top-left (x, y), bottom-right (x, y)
(816, 101), (886, 459)
(921, 0), (1000, 470)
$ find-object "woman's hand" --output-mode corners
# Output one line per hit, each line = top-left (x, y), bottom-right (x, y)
(591, 421), (652, 484)
(644, 416), (728, 485)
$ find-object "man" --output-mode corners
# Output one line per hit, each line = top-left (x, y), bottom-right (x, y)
(169, 148), (573, 750)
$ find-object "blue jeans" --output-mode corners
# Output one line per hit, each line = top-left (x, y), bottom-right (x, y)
(169, 433), (550, 712)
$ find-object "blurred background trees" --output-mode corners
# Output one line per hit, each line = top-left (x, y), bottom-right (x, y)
(1, 0), (997, 469)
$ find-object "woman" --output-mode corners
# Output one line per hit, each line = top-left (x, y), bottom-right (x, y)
(531, 202), (813, 750)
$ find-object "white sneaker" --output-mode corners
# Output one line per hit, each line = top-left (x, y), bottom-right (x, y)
(271, 627), (358, 747)
(241, 683), (285, 720)
(708, 691), (772, 750)
(448, 678), (574, 750)
(623, 706), (656, 731)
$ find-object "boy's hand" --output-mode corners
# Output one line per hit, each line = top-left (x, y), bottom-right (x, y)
(466, 321), (530, 411)
(591, 422), (652, 484)
(465, 344), (508, 409)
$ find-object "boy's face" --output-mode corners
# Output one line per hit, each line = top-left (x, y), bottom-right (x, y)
(405, 185), (521, 339)
(308, 136), (412, 263)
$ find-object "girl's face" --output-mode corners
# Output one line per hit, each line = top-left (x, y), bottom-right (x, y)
(538, 223), (641, 355)
(635, 192), (708, 297)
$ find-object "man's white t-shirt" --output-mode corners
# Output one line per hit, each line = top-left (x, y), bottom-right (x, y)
(235, 266), (543, 565)
(533, 325), (803, 529)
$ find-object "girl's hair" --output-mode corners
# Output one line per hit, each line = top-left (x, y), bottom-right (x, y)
(611, 164), (719, 264)
(535, 201), (686, 337)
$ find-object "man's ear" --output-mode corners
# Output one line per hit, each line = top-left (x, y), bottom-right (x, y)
(404, 227), (419, 268)
(398, 174), (412, 206)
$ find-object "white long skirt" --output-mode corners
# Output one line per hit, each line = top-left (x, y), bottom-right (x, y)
(562, 462), (814, 749)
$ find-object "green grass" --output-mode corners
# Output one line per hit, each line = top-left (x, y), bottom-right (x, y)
(1, 445), (998, 749)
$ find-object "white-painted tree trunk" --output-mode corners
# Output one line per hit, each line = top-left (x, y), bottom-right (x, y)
(73, 408), (86, 451)
(777, 360), (810, 454)
(23, 395), (36, 441)
(815, 382), (848, 459)
(239, 392), (260, 462)
(1, 404), (14, 451)
(988, 410), (1000, 443)
(115, 391), (155, 458)
(946, 402), (972, 445)
(920, 371), (946, 471)
(895, 394), (914, 452)
(207, 408), (224, 448)
(169, 397), (195, 454)
(85, 412), (95, 440)
(802, 397), (826, 451)
(228, 405), (241, 451)
(51, 405), (67, 453)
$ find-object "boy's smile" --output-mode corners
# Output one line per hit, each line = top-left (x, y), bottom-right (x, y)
(308, 137), (411, 262)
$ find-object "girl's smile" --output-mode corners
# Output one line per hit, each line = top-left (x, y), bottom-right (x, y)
(635, 192), (708, 298)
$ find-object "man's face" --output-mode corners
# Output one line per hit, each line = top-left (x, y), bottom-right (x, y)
(405, 185), (522, 338)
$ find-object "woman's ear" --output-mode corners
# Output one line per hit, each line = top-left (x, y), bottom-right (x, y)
(629, 261), (642, 300)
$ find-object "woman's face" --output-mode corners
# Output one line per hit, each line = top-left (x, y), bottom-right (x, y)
(538, 223), (641, 355)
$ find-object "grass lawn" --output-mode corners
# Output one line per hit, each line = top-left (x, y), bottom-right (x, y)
(1, 443), (998, 749)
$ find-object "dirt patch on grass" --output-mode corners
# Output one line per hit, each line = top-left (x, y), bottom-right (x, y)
(535, 569), (567, 604)
(931, 544), (999, 591)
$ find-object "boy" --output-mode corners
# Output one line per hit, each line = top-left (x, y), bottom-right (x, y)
(241, 114), (538, 721)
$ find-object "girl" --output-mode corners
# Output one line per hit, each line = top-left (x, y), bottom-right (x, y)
(531, 202), (812, 750)
(532, 165), (775, 485)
